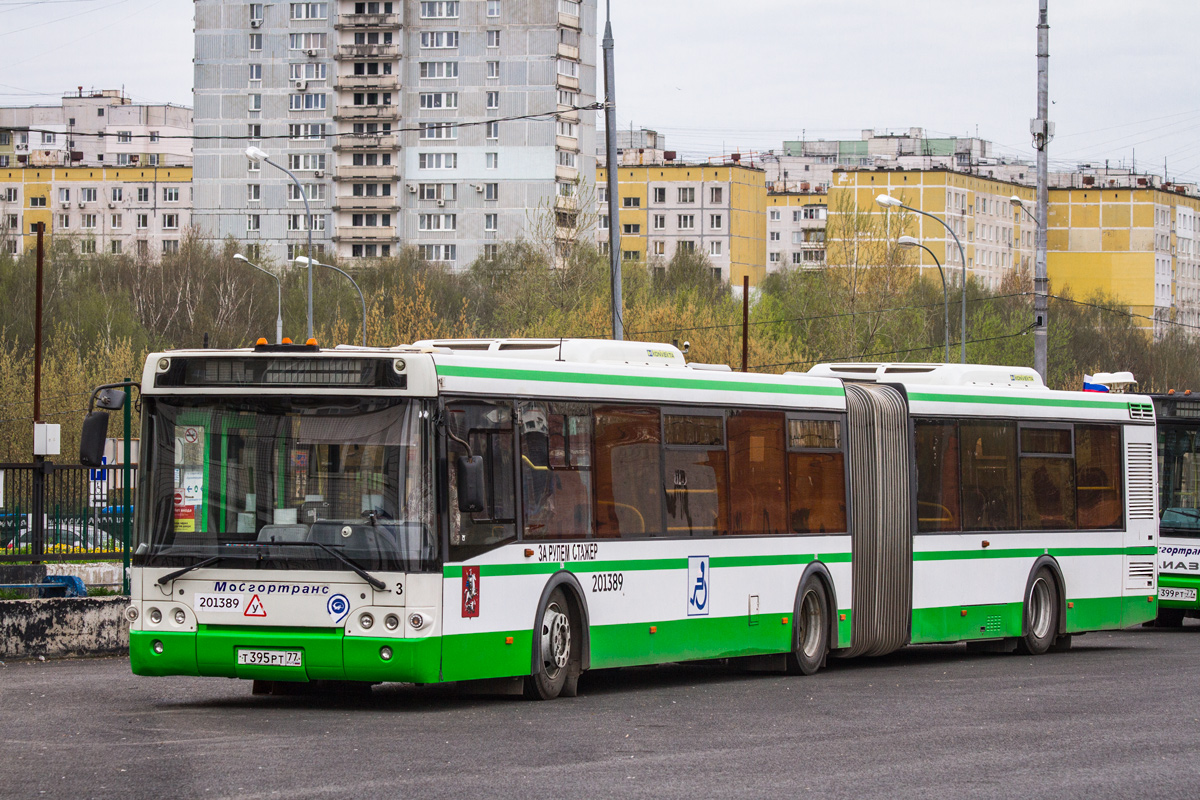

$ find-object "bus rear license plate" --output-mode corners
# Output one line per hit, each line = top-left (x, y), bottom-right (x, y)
(1158, 587), (1197, 603)
(237, 649), (303, 667)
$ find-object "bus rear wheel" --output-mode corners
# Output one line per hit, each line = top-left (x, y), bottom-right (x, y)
(788, 579), (830, 675)
(524, 588), (577, 700)
(1017, 568), (1059, 656)
(1154, 608), (1186, 628)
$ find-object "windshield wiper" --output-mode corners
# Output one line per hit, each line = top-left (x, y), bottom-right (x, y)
(233, 540), (388, 591)
(156, 554), (249, 585)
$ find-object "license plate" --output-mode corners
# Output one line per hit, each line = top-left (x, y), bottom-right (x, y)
(237, 649), (302, 667)
(1158, 587), (1197, 603)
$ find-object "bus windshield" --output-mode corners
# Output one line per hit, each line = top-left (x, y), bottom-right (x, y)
(1159, 422), (1200, 536)
(136, 396), (437, 572)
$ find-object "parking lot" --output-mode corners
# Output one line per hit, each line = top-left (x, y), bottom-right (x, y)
(4, 624), (1200, 799)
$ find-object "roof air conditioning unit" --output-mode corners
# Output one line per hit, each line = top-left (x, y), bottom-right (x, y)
(250, 18), (263, 28)
(306, 49), (318, 57)
(436, 198), (445, 207)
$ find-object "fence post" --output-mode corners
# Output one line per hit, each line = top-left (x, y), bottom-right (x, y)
(122, 379), (132, 596)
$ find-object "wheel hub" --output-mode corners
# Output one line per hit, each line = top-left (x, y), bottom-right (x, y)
(541, 605), (570, 670)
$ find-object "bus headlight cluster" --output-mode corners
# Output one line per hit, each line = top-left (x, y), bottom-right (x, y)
(408, 613), (427, 630)
(148, 607), (162, 624)
(384, 614), (400, 631)
(124, 606), (139, 622)
(173, 608), (187, 625)
(359, 612), (374, 630)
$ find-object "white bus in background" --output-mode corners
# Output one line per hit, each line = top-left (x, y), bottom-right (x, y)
(82, 339), (1158, 700)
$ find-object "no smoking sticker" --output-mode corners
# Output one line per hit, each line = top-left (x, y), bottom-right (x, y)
(184, 428), (199, 444)
(244, 594), (267, 617)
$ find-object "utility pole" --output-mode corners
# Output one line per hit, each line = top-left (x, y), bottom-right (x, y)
(1032, 0), (1052, 382)
(32, 222), (45, 564)
(603, 0), (623, 340)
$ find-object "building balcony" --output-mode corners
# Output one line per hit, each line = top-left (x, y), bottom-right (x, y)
(335, 44), (399, 60)
(333, 165), (400, 181)
(555, 195), (579, 212)
(558, 11), (582, 30)
(556, 164), (579, 181)
(334, 105), (400, 121)
(336, 74), (400, 90)
(335, 12), (401, 30)
(333, 226), (397, 242)
(333, 196), (400, 212)
(556, 74), (580, 91)
(333, 134), (398, 150)
(556, 135), (579, 152)
(557, 42), (580, 60)
(556, 108), (579, 123)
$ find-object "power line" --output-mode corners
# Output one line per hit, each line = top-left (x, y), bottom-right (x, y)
(748, 326), (1035, 372)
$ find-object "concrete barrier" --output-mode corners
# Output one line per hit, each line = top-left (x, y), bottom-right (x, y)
(0, 597), (129, 660)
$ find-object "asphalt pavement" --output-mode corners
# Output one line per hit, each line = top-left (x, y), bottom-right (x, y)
(3, 624), (1200, 800)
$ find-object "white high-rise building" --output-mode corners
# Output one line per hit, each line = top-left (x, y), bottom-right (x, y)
(193, 0), (597, 266)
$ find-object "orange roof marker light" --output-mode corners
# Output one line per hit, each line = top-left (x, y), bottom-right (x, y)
(282, 337), (293, 345)
(306, 338), (318, 346)
(255, 338), (268, 346)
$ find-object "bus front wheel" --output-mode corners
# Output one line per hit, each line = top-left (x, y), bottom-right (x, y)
(524, 588), (578, 700)
(1017, 568), (1059, 656)
(788, 579), (830, 675)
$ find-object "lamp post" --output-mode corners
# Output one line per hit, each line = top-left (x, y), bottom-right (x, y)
(294, 256), (366, 347)
(897, 236), (950, 363)
(246, 145), (314, 342)
(233, 254), (283, 344)
(877, 194), (968, 363)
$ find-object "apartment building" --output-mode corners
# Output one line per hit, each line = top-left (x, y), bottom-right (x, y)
(598, 162), (766, 285)
(1047, 184), (1200, 333)
(0, 165), (193, 257)
(192, 0), (597, 266)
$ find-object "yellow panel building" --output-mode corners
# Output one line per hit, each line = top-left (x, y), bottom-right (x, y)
(0, 166), (192, 257)
(598, 162), (766, 286)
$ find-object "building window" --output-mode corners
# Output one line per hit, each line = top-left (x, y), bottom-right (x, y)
(419, 92), (458, 109)
(418, 213), (457, 231)
(556, 120), (577, 138)
(769, 231), (780, 241)
(418, 243), (456, 262)
(163, 240), (179, 254)
(598, 215), (608, 230)
(81, 214), (97, 229)
(110, 214), (122, 228)
(248, 124), (262, 140)
(486, 121), (499, 140)
(558, 0), (580, 14)
(652, 214), (665, 230)
(485, 183), (498, 200)
(289, 94), (327, 111)
(290, 63), (327, 81)
(622, 196), (640, 208)
(419, 122), (458, 140)
(136, 213), (149, 229)
(163, 187), (179, 202)
(249, 64), (262, 83)
(769, 209), (780, 221)
(291, 214), (329, 231)
(769, 252), (780, 263)
(81, 188), (97, 203)
(59, 188), (70, 203)
(623, 223), (640, 235)
(419, 1), (459, 18)
(250, 3), (264, 22)
(58, 214), (70, 229)
(558, 89), (577, 107)
(288, 123), (325, 140)
(290, 3), (328, 20)
(137, 187), (150, 202)
(110, 187), (123, 202)
(677, 214), (695, 230)
(80, 239), (96, 254)
(556, 150), (577, 168)
(249, 33), (263, 51)
(288, 32), (327, 50)
(622, 250), (639, 261)
(653, 187), (666, 204)
(287, 183), (325, 202)
(486, 152), (499, 169)
(420, 31), (459, 48)
(247, 215), (260, 232)
(162, 214), (179, 230)
(710, 214), (722, 230)
(678, 187), (695, 203)
(483, 243), (498, 261)
(486, 92), (500, 109)
(0, 156), (8, 168)
(287, 153), (326, 171)
(678, 241), (695, 254)
(486, 0), (500, 16)
(109, 240), (121, 254)
(419, 61), (459, 78)
(485, 213), (497, 231)
(418, 152), (458, 169)
(29, 196), (46, 208)
(711, 187), (723, 203)
(557, 59), (578, 79)
(249, 94), (262, 112)
(487, 61), (500, 79)
(709, 241), (722, 256)
(117, 131), (132, 144)
(487, 30), (501, 48)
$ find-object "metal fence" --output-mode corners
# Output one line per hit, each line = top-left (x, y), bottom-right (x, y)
(0, 462), (136, 564)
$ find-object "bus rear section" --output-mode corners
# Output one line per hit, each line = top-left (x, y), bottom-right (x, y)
(1152, 394), (1200, 625)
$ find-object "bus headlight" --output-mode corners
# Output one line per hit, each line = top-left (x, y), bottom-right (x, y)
(359, 612), (374, 630)
(384, 614), (400, 631)
(173, 608), (186, 625)
(148, 607), (162, 624)
(380, 646), (393, 661)
(152, 640), (164, 654)
(124, 606), (139, 622)
(408, 613), (427, 630)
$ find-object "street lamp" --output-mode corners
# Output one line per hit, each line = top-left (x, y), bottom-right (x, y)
(246, 145), (314, 342)
(233, 253), (283, 344)
(294, 256), (367, 347)
(877, 194), (968, 363)
(897, 236), (949, 363)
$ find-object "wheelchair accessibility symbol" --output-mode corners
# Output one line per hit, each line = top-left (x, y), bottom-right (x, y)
(687, 556), (710, 616)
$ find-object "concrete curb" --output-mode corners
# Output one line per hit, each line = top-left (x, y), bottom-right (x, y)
(0, 597), (129, 660)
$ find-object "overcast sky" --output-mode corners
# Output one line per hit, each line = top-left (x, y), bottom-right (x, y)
(2, 0), (1198, 180)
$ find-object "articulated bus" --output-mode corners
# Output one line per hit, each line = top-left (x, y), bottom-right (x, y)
(90, 339), (1160, 700)
(1152, 393), (1200, 624)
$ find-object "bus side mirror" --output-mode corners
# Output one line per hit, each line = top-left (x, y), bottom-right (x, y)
(456, 455), (485, 513)
(80, 411), (111, 466)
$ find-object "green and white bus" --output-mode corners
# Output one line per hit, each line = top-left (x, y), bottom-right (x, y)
(1152, 392), (1200, 625)
(92, 339), (1160, 699)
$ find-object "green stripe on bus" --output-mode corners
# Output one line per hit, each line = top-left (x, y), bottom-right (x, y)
(445, 550), (854, 578)
(908, 391), (1130, 411)
(436, 364), (846, 398)
(913, 545), (1154, 561)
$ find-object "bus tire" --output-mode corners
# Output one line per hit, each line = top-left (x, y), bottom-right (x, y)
(1017, 567), (1058, 656)
(524, 588), (576, 700)
(788, 578), (830, 675)
(1154, 608), (1186, 628)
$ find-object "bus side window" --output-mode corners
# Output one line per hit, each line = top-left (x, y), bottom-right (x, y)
(787, 416), (847, 534)
(663, 412), (728, 537)
(593, 406), (662, 538)
(915, 419), (962, 532)
(1076, 424), (1122, 530)
(961, 421), (1018, 531)
(519, 402), (594, 540)
(1019, 426), (1076, 530)
(727, 410), (787, 535)
(446, 400), (517, 558)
